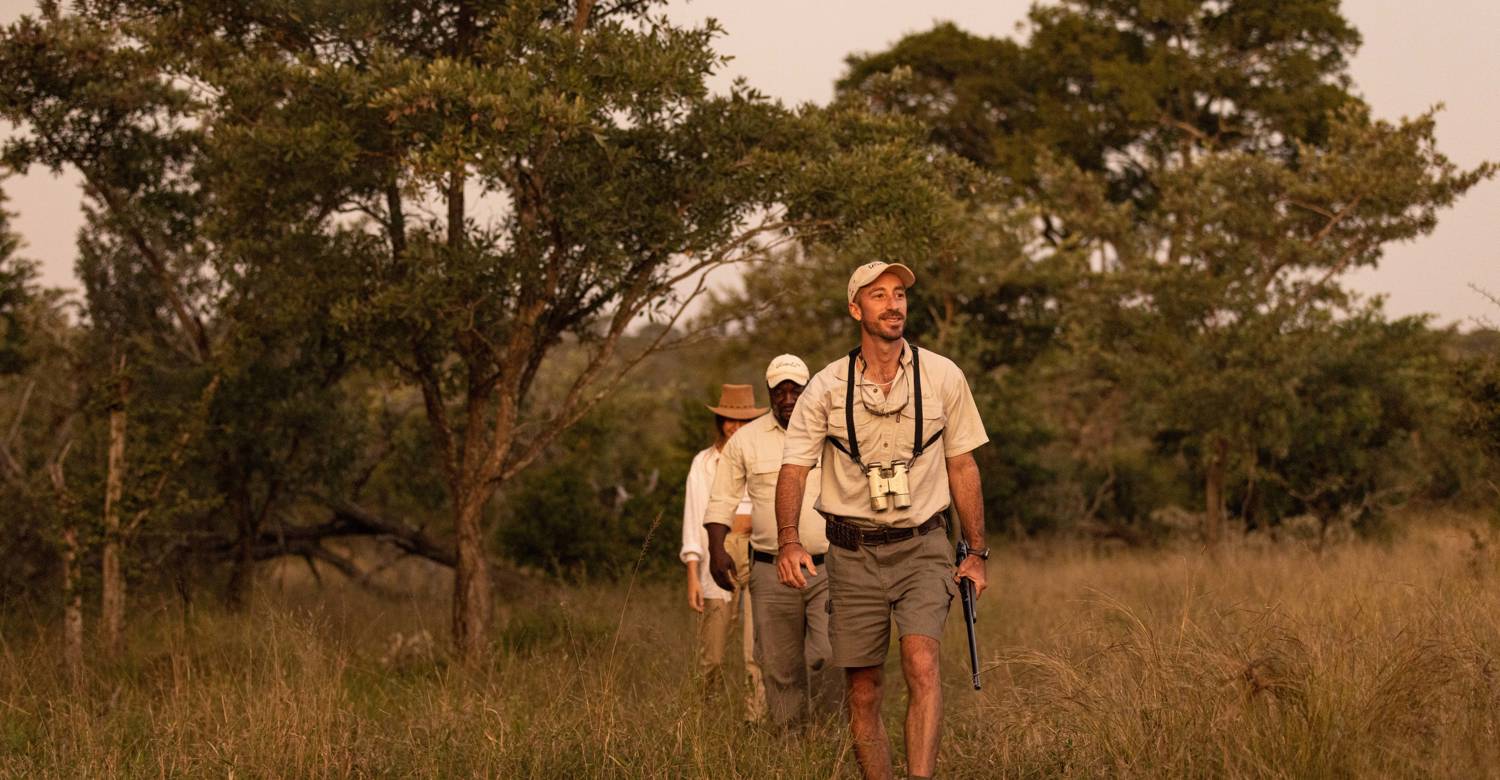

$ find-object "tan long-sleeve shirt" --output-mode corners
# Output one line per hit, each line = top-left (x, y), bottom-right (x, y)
(705, 413), (828, 555)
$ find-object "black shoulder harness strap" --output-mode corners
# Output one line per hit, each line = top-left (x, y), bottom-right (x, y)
(828, 344), (943, 468)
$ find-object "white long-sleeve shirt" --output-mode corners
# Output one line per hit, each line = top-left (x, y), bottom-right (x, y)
(681, 444), (751, 602)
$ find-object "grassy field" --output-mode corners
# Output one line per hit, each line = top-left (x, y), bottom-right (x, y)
(4, 511), (1500, 778)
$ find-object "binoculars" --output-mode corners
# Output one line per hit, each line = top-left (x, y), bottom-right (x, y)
(865, 461), (912, 511)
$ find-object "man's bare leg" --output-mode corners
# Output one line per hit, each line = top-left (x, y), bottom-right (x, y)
(900, 635), (942, 777)
(846, 665), (893, 780)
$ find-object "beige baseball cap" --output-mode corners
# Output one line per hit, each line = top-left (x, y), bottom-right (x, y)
(765, 354), (810, 388)
(847, 261), (916, 304)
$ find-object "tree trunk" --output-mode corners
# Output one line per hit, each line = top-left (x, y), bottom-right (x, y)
(451, 488), (492, 661)
(226, 531), (256, 609)
(1204, 436), (1227, 545)
(50, 450), (84, 685)
(225, 491), (256, 610)
(100, 402), (126, 657)
(61, 523), (84, 686)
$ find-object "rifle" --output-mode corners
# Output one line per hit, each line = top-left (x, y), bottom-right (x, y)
(955, 539), (981, 690)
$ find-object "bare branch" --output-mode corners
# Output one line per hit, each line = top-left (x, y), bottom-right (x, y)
(321, 500), (457, 567)
(4, 379), (35, 452)
(498, 270), (714, 483)
(276, 541), (401, 599)
(574, 0), (596, 36)
(1281, 198), (1335, 220)
(413, 352), (459, 487)
(1160, 115), (1210, 145)
(81, 178), (213, 363)
(0, 443), (25, 489)
(1289, 236), (1373, 308)
(1260, 195), (1365, 290)
(46, 438), (73, 497)
(1310, 195), (1362, 244)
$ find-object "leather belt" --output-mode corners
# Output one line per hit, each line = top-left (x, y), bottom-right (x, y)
(825, 513), (945, 551)
(752, 549), (825, 566)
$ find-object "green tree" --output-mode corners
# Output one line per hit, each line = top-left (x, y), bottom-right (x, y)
(69, 0), (969, 658)
(0, 195), (32, 377)
(841, 0), (1361, 207)
(835, 3), (1492, 539)
(1053, 108), (1491, 539)
(0, 7), (371, 657)
(0, 254), (87, 679)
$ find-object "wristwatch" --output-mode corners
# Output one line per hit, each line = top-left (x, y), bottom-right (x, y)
(971, 546), (991, 560)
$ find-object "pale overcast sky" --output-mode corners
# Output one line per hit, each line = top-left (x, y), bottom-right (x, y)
(4, 1), (1496, 327)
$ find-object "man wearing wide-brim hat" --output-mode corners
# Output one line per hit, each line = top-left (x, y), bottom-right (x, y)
(774, 262), (990, 779)
(680, 383), (768, 720)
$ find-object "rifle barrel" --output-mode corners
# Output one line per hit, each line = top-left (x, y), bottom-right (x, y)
(956, 540), (982, 690)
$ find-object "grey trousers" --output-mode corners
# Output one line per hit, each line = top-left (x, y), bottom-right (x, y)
(748, 551), (843, 726)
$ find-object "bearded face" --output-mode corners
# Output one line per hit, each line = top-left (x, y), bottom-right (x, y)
(848, 271), (907, 342)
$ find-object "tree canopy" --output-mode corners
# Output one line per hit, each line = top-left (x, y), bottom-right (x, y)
(0, 0), (1492, 665)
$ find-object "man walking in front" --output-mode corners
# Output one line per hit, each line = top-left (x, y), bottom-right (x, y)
(703, 355), (841, 728)
(774, 262), (991, 780)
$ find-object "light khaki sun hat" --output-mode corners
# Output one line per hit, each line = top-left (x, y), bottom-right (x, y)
(765, 354), (810, 388)
(847, 261), (916, 304)
(705, 383), (767, 420)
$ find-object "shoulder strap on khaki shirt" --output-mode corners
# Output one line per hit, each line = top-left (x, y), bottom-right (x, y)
(828, 344), (944, 468)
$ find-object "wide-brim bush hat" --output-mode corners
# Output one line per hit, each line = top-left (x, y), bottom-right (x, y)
(706, 383), (767, 420)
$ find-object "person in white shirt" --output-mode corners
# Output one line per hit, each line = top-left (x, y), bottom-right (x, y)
(680, 383), (767, 719)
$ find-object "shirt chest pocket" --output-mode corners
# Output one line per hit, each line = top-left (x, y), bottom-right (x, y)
(897, 393), (947, 459)
(913, 393), (946, 456)
(828, 395), (850, 441)
(828, 395), (877, 447)
(747, 455), (787, 507)
(752, 455), (781, 477)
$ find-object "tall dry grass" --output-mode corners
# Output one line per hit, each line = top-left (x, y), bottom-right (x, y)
(3, 513), (1499, 778)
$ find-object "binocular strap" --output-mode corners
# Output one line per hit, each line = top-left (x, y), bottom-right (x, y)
(828, 344), (944, 470)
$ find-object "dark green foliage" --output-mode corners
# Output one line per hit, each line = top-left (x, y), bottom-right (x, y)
(0, 187), (34, 376)
(498, 403), (690, 578)
(0, 260), (32, 377)
(1261, 314), (1453, 530)
(841, 1), (1361, 203)
(496, 341), (740, 577)
(1455, 338), (1500, 515)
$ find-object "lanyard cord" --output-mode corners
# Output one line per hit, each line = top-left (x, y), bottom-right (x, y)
(837, 344), (941, 469)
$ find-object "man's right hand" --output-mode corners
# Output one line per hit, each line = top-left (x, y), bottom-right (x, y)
(687, 576), (704, 612)
(708, 546), (737, 592)
(776, 542), (816, 589)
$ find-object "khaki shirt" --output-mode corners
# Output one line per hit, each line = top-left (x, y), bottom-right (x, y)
(782, 341), (987, 528)
(705, 413), (829, 554)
